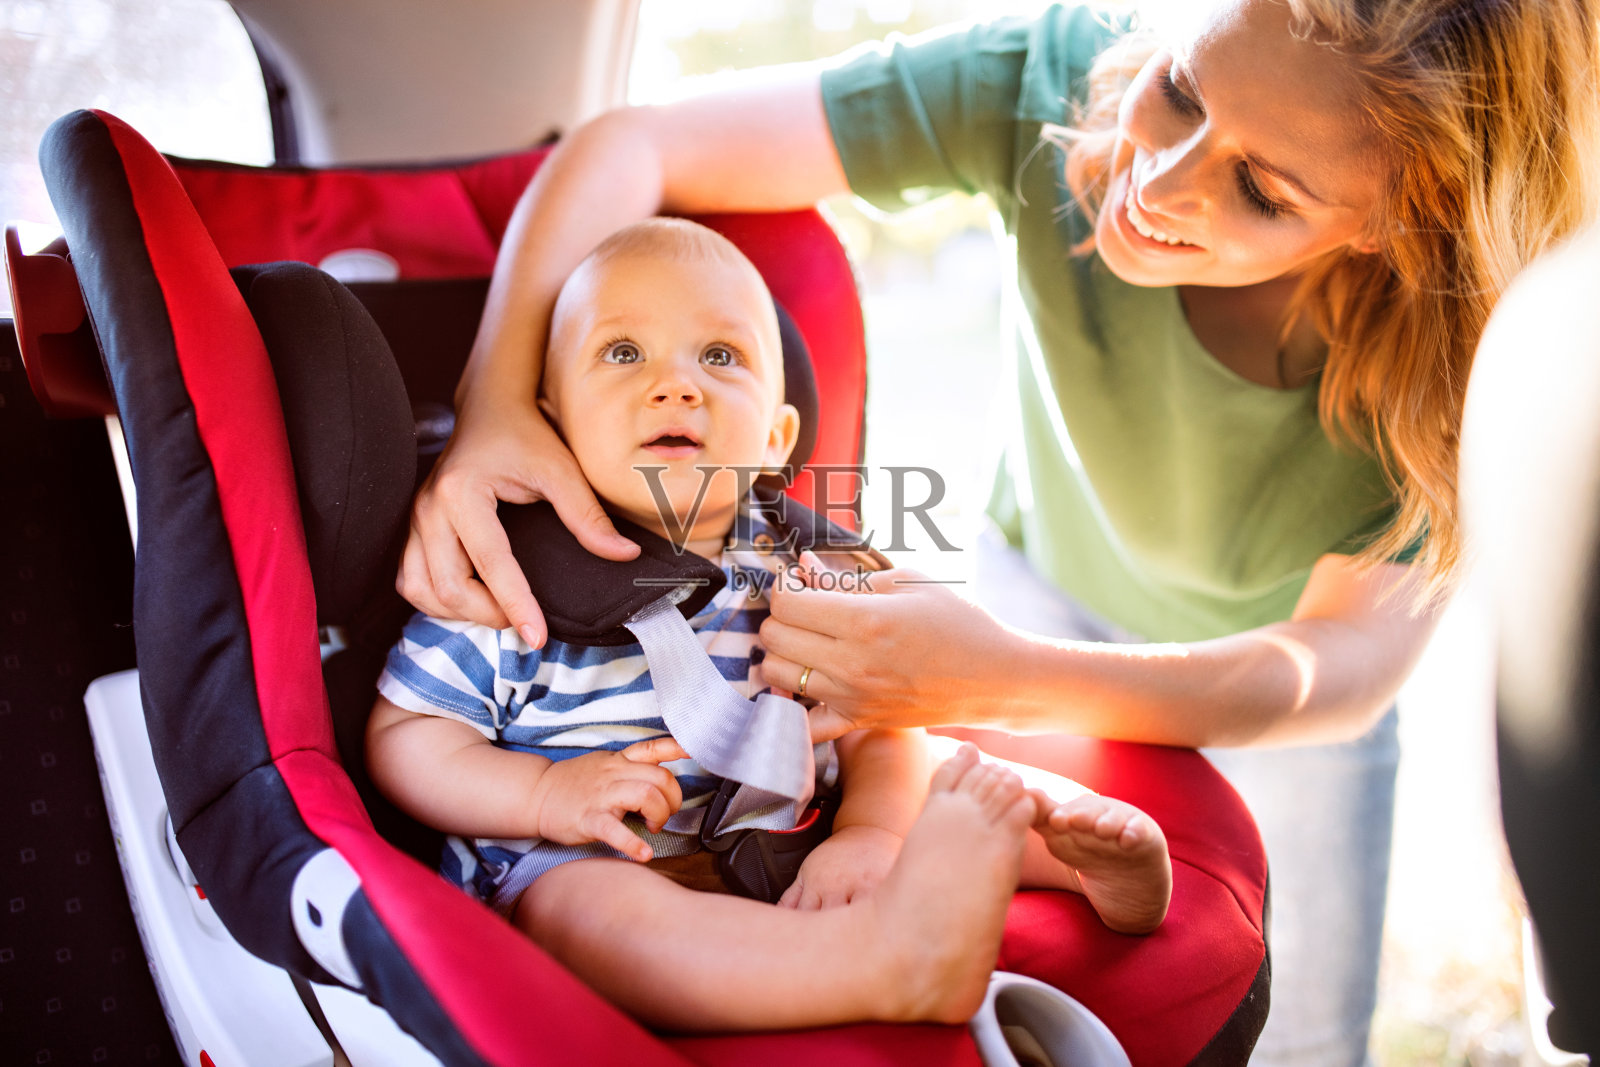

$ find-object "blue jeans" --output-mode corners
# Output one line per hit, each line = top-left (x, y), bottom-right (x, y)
(973, 526), (1397, 1067)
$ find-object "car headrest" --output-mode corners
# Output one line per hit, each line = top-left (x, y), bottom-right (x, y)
(231, 261), (417, 623)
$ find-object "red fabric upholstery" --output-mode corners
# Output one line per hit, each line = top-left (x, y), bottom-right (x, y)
(169, 150), (547, 278)
(986, 737), (1266, 1065)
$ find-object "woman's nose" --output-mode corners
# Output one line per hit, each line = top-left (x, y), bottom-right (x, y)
(1133, 150), (1204, 218)
(1121, 74), (1205, 217)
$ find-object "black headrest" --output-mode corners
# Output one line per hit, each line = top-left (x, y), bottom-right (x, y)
(773, 304), (818, 482)
(233, 262), (417, 623)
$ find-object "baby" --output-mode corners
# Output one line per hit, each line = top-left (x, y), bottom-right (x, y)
(367, 219), (1170, 1031)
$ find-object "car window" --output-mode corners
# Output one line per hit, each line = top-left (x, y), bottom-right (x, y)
(1, 0), (271, 315)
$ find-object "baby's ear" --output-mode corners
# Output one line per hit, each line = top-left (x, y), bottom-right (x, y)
(766, 403), (801, 471)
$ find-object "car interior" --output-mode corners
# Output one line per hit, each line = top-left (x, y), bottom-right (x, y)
(0, 1), (1593, 1065)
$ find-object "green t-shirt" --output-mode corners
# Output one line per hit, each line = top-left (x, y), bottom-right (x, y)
(820, 5), (1399, 642)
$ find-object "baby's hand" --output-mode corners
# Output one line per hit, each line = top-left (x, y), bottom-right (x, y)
(528, 737), (689, 861)
(776, 824), (902, 909)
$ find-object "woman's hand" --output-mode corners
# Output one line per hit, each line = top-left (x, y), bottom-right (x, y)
(398, 393), (639, 647)
(759, 555), (1017, 739)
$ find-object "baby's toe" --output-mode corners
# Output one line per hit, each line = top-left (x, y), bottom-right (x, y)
(974, 766), (1024, 810)
(1048, 795), (1108, 833)
(1116, 814), (1150, 848)
(930, 743), (980, 795)
(1093, 807), (1131, 840)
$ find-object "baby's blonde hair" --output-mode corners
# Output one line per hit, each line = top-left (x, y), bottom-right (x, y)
(1057, 0), (1600, 604)
(584, 217), (755, 273)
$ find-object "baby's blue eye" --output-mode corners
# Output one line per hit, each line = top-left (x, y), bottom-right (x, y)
(603, 341), (641, 364)
(702, 345), (736, 367)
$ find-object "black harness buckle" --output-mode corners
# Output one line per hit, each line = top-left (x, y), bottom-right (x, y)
(698, 777), (839, 903)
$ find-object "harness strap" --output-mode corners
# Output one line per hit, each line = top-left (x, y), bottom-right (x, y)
(622, 594), (814, 809)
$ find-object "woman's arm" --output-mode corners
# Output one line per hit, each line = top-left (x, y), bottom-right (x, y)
(761, 553), (1442, 748)
(401, 69), (849, 642)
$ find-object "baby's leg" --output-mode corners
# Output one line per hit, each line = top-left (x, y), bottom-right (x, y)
(514, 745), (1032, 1031)
(928, 732), (1171, 935)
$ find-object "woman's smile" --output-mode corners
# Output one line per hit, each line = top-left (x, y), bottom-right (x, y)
(1121, 183), (1203, 250)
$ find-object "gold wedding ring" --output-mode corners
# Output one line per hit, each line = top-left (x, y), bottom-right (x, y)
(797, 665), (814, 699)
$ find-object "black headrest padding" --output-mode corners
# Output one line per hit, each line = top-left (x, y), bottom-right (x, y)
(232, 262), (417, 622)
(345, 277), (490, 412)
(748, 486), (876, 554)
(500, 502), (727, 646)
(773, 301), (818, 478)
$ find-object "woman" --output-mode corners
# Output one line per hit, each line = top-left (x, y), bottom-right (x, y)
(397, 1), (1600, 1062)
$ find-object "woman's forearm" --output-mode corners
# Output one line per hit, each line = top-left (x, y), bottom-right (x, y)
(993, 614), (1430, 748)
(455, 68), (844, 412)
(456, 110), (668, 409)
(765, 556), (1439, 749)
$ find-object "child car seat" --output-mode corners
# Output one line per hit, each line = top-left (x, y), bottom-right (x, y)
(8, 108), (1269, 1066)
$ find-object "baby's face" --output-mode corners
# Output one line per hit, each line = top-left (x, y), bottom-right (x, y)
(541, 248), (799, 544)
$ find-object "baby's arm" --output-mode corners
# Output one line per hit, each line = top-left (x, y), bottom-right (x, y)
(777, 728), (930, 909)
(365, 697), (689, 862)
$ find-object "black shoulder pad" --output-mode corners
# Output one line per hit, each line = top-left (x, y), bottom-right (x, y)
(748, 487), (883, 560)
(499, 502), (726, 646)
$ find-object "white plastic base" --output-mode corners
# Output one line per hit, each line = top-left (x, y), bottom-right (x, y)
(312, 982), (444, 1066)
(969, 971), (1132, 1067)
(85, 670), (440, 1067)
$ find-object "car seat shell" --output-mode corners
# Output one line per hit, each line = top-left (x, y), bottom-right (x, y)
(20, 107), (1269, 1066)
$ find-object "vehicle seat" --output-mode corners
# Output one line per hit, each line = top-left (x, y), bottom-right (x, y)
(8, 108), (1269, 1066)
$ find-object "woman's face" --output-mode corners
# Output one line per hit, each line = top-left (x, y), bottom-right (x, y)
(1094, 0), (1388, 290)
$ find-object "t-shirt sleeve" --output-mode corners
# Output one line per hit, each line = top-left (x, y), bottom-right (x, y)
(376, 613), (511, 740)
(1386, 528), (1426, 565)
(1330, 505), (1427, 566)
(819, 5), (1124, 213)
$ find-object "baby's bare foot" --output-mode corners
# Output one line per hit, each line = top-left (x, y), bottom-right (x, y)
(1035, 794), (1171, 934)
(867, 743), (1034, 1023)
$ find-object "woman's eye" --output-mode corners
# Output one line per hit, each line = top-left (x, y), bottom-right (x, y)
(602, 341), (641, 364)
(702, 345), (737, 367)
(1236, 165), (1287, 220)
(1158, 66), (1202, 119)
